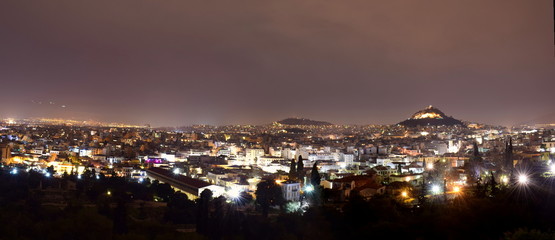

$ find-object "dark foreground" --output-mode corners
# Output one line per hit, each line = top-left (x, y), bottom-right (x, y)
(1, 169), (555, 240)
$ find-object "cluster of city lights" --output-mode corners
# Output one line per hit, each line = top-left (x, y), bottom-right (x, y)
(501, 175), (509, 184)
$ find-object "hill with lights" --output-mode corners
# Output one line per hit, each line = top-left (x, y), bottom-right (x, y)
(276, 118), (333, 126)
(398, 106), (463, 127)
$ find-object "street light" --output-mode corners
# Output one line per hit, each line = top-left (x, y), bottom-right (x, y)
(305, 185), (314, 193)
(518, 174), (529, 185)
(431, 185), (440, 194)
(227, 188), (241, 200)
(453, 186), (461, 193)
(401, 191), (408, 198)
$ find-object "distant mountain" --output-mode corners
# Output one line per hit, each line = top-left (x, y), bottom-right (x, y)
(276, 118), (333, 126)
(398, 106), (463, 127)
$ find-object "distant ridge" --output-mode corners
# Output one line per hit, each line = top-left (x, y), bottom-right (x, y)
(276, 118), (333, 126)
(519, 111), (555, 125)
(398, 106), (463, 127)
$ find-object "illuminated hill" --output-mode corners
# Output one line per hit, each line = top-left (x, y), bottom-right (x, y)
(276, 118), (333, 126)
(398, 106), (463, 127)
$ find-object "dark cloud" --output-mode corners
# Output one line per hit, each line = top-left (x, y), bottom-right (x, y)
(0, 0), (553, 126)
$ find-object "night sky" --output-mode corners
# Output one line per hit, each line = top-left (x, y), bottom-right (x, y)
(1, 0), (553, 126)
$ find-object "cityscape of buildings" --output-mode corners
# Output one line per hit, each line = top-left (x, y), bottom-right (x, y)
(1, 1), (553, 238)
(1, 106), (555, 238)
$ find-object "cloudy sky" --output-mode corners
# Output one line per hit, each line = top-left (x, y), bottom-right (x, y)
(0, 0), (553, 126)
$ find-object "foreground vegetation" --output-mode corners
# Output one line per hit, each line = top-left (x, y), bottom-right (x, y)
(2, 168), (555, 240)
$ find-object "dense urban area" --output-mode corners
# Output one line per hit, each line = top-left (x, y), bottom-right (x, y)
(1, 106), (555, 239)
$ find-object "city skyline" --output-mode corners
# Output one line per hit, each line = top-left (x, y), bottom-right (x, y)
(2, 1), (555, 239)
(1, 0), (554, 126)
(1, 104), (553, 128)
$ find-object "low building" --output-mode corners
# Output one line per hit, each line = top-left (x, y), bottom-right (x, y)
(327, 175), (384, 200)
(146, 167), (222, 199)
(280, 180), (301, 201)
(389, 173), (423, 185)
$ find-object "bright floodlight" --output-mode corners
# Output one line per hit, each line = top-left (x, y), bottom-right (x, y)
(45, 172), (51, 177)
(227, 188), (241, 200)
(11, 169), (17, 175)
(453, 186), (460, 193)
(401, 191), (408, 198)
(305, 185), (314, 192)
(550, 164), (555, 173)
(427, 163), (434, 170)
(77, 174), (82, 179)
(431, 185), (440, 194)
(173, 168), (180, 174)
(518, 175), (529, 184)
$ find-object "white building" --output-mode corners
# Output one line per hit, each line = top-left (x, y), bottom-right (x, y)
(79, 149), (93, 158)
(245, 148), (265, 164)
(280, 180), (301, 201)
(343, 154), (354, 165)
(376, 158), (392, 167)
(308, 153), (334, 161)
(217, 149), (232, 156)
(160, 153), (177, 162)
(281, 148), (296, 160)
(257, 156), (285, 166)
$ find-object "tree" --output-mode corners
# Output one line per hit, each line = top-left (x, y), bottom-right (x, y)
(255, 179), (284, 218)
(504, 137), (514, 179)
(309, 161), (323, 206)
(310, 161), (321, 187)
(289, 158), (296, 180)
(112, 199), (128, 235)
(211, 196), (226, 239)
(297, 155), (304, 180)
(465, 142), (483, 184)
(153, 183), (174, 202)
(196, 189), (213, 235)
(46, 165), (55, 176)
(489, 171), (498, 196)
(473, 142), (481, 159)
(165, 192), (195, 224)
